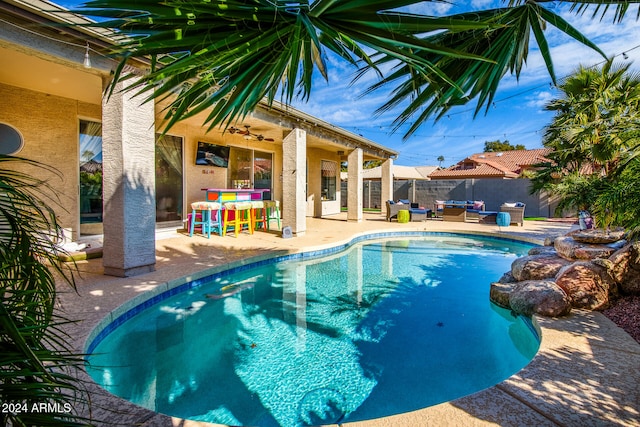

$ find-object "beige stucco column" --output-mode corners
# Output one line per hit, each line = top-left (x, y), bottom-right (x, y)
(381, 158), (394, 217)
(282, 128), (307, 236)
(101, 80), (156, 277)
(347, 148), (363, 222)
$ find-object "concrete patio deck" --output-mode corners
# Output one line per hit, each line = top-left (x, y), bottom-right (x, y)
(58, 213), (640, 426)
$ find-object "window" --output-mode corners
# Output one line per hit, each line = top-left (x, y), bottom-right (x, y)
(321, 160), (337, 201)
(79, 120), (103, 225)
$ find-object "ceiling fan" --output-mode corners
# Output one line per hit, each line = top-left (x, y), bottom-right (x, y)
(228, 125), (274, 142)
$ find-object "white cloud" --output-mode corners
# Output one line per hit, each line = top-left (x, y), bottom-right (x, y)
(524, 91), (554, 109)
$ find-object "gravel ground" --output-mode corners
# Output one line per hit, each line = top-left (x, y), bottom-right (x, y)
(602, 295), (640, 344)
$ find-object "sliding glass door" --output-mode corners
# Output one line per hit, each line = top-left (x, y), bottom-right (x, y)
(155, 134), (184, 225)
(79, 120), (103, 235)
(254, 150), (272, 200)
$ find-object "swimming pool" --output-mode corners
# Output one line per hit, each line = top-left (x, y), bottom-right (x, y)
(85, 233), (540, 426)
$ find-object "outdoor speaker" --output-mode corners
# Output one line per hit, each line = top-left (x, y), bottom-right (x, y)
(282, 226), (292, 239)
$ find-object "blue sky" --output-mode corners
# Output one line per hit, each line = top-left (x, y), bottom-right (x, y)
(288, 2), (640, 167)
(61, 1), (640, 167)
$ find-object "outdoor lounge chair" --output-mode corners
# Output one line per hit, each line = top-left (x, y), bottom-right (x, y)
(500, 202), (526, 226)
(386, 200), (409, 222)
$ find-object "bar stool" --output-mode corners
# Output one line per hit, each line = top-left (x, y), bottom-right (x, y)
(250, 200), (267, 231)
(223, 202), (253, 237)
(263, 200), (281, 230)
(189, 201), (222, 238)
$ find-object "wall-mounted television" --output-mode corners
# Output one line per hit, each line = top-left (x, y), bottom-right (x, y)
(195, 141), (230, 168)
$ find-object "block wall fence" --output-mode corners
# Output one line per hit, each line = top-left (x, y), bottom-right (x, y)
(341, 178), (561, 218)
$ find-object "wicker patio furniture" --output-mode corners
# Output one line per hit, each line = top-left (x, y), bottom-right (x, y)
(499, 203), (526, 226)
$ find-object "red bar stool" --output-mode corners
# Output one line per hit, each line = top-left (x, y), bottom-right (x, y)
(223, 202), (253, 237)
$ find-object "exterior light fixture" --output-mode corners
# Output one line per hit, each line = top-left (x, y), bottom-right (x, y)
(83, 43), (91, 69)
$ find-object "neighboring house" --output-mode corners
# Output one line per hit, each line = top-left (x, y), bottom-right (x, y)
(429, 148), (552, 180)
(0, 0), (398, 276)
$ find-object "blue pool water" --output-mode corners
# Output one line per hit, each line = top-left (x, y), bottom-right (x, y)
(85, 234), (540, 426)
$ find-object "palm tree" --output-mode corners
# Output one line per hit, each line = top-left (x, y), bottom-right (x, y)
(0, 156), (90, 426)
(531, 59), (640, 191)
(437, 155), (445, 167)
(529, 59), (640, 228)
(592, 158), (640, 235)
(77, 0), (639, 137)
(543, 59), (640, 177)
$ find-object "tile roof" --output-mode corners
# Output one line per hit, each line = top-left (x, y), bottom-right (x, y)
(429, 148), (552, 179)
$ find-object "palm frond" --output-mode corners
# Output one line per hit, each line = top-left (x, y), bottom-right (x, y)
(77, 0), (497, 133)
(0, 156), (89, 426)
(365, 2), (613, 138)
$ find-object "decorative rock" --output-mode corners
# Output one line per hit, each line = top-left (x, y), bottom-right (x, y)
(509, 280), (572, 317)
(498, 271), (516, 283)
(543, 236), (555, 246)
(490, 281), (516, 308)
(554, 235), (621, 261)
(528, 246), (557, 256)
(511, 254), (572, 281)
(573, 244), (620, 260)
(608, 242), (640, 295)
(554, 236), (578, 260)
(571, 227), (626, 244)
(555, 261), (613, 310)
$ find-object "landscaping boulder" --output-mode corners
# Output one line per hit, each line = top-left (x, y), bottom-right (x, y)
(528, 246), (557, 256)
(509, 280), (572, 317)
(554, 235), (621, 261)
(608, 242), (640, 295)
(571, 227), (626, 244)
(490, 281), (516, 309)
(498, 271), (516, 283)
(555, 261), (613, 310)
(511, 254), (572, 281)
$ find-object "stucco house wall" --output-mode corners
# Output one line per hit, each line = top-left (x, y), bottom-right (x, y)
(0, 82), (102, 241)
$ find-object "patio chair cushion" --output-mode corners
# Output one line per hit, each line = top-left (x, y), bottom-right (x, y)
(409, 208), (429, 214)
(398, 199), (410, 205)
(191, 201), (221, 211)
(224, 202), (252, 211)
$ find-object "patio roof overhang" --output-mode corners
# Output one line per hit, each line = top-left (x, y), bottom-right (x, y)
(1, 0), (398, 162)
